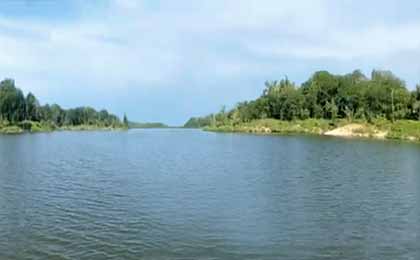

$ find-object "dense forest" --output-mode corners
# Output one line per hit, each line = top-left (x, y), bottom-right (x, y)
(0, 78), (126, 132)
(185, 70), (420, 128)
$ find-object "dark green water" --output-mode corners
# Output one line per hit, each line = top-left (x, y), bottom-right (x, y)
(0, 129), (419, 259)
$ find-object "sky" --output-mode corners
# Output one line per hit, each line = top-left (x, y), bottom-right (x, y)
(0, 0), (420, 125)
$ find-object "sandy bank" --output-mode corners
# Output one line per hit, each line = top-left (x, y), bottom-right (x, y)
(324, 124), (387, 139)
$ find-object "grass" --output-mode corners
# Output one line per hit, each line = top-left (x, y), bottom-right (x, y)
(374, 120), (420, 141)
(19, 121), (56, 133)
(205, 118), (420, 142)
(0, 120), (127, 135)
(59, 124), (125, 131)
(205, 119), (333, 135)
(0, 126), (24, 134)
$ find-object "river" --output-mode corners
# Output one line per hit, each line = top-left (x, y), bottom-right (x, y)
(0, 129), (419, 259)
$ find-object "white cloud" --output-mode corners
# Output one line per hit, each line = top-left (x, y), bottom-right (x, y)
(250, 22), (420, 60)
(0, 0), (419, 107)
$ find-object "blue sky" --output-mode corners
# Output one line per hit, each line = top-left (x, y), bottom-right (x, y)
(1, 0), (420, 125)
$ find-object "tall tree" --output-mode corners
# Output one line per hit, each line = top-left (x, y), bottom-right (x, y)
(123, 114), (129, 127)
(25, 92), (40, 121)
(0, 79), (26, 123)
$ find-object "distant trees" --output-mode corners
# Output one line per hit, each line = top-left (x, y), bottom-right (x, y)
(184, 115), (214, 128)
(184, 70), (420, 127)
(123, 114), (129, 127)
(128, 122), (168, 129)
(0, 78), (123, 128)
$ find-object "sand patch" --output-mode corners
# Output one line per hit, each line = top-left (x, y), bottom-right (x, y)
(324, 124), (387, 139)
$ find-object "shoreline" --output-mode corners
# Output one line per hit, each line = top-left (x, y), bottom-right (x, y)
(0, 124), (128, 135)
(204, 119), (420, 143)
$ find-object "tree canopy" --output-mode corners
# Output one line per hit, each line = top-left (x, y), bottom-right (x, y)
(184, 70), (420, 127)
(0, 78), (123, 128)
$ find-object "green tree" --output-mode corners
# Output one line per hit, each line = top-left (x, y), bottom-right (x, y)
(325, 99), (338, 122)
(123, 114), (129, 127)
(0, 79), (26, 123)
(25, 92), (40, 121)
(186, 69), (418, 127)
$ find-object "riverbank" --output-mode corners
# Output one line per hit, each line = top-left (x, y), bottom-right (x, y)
(0, 121), (127, 135)
(204, 119), (420, 142)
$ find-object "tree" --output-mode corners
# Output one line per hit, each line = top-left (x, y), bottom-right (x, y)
(411, 85), (420, 120)
(413, 101), (420, 121)
(123, 114), (129, 127)
(262, 78), (304, 120)
(50, 104), (64, 126)
(0, 79), (26, 123)
(325, 99), (338, 122)
(0, 78), (124, 130)
(25, 92), (40, 121)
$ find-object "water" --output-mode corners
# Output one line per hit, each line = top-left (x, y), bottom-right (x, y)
(0, 129), (419, 259)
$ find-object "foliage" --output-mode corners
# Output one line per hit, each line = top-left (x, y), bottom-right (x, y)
(123, 114), (129, 128)
(185, 70), (420, 128)
(128, 122), (169, 128)
(0, 78), (124, 133)
(184, 115), (215, 128)
(205, 118), (333, 135)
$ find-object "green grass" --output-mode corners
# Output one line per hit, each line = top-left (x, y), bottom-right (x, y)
(18, 121), (56, 133)
(205, 118), (420, 142)
(205, 119), (333, 135)
(59, 124), (126, 131)
(0, 126), (24, 134)
(0, 120), (127, 135)
(377, 120), (420, 141)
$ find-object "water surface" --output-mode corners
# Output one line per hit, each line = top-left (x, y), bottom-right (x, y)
(0, 130), (419, 259)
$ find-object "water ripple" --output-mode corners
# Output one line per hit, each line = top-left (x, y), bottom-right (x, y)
(0, 130), (419, 259)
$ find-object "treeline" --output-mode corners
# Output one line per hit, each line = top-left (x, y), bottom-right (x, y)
(184, 70), (420, 127)
(0, 78), (125, 128)
(128, 122), (168, 128)
(184, 116), (214, 128)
